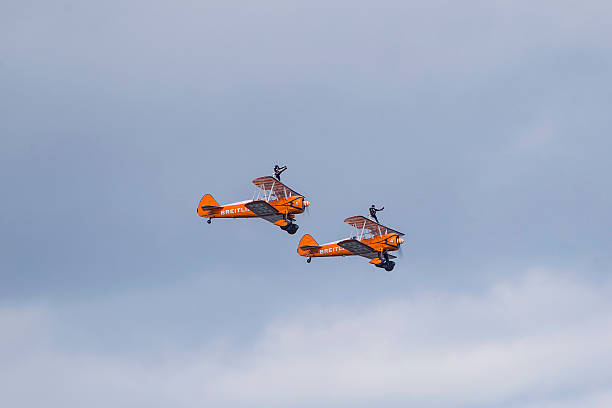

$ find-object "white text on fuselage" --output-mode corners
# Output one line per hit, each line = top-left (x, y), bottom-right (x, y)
(221, 207), (248, 215)
(320, 246), (342, 254)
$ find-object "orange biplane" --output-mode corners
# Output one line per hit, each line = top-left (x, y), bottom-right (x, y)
(197, 176), (310, 234)
(297, 216), (405, 271)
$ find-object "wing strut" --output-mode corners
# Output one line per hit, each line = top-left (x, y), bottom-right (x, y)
(267, 180), (275, 202)
(360, 219), (367, 240)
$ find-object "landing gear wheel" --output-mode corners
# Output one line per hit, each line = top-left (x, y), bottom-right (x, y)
(384, 261), (395, 272)
(207, 219), (212, 224)
(287, 224), (299, 234)
(307, 257), (312, 263)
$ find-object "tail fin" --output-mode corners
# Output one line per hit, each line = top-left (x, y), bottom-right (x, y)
(197, 194), (221, 216)
(298, 234), (320, 256)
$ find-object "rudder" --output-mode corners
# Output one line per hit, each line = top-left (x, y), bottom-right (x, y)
(298, 234), (320, 256)
(197, 193), (221, 216)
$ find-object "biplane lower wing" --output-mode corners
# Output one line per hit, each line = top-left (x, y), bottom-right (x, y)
(245, 200), (286, 224)
(337, 239), (397, 260)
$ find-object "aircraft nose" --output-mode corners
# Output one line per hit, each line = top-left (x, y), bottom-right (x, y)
(304, 200), (310, 207)
(398, 238), (404, 245)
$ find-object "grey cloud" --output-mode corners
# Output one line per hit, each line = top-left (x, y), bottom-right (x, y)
(1, 270), (611, 407)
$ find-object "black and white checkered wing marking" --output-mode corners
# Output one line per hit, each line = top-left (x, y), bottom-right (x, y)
(245, 200), (285, 224)
(337, 239), (379, 259)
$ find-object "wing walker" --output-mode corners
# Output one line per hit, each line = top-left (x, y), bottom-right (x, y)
(297, 216), (405, 271)
(197, 176), (309, 234)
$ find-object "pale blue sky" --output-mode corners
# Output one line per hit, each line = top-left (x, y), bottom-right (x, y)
(1, 1), (612, 406)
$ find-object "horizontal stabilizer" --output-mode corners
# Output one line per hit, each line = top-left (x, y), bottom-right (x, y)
(299, 245), (321, 251)
(200, 205), (222, 211)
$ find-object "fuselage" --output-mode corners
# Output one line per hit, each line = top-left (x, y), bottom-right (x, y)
(202, 195), (307, 219)
(299, 233), (402, 258)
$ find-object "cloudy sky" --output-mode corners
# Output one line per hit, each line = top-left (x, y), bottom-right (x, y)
(2, 1), (612, 406)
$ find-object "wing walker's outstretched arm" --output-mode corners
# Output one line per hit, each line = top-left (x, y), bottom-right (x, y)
(274, 165), (287, 180)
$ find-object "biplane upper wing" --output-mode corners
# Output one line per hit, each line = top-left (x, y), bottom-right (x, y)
(337, 239), (396, 260)
(245, 200), (286, 224)
(343, 216), (405, 237)
(252, 176), (302, 199)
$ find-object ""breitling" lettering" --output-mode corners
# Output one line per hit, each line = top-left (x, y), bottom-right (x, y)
(221, 207), (248, 216)
(320, 246), (341, 254)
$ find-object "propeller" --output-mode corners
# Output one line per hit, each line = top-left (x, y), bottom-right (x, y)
(303, 198), (311, 216)
(397, 236), (405, 258)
